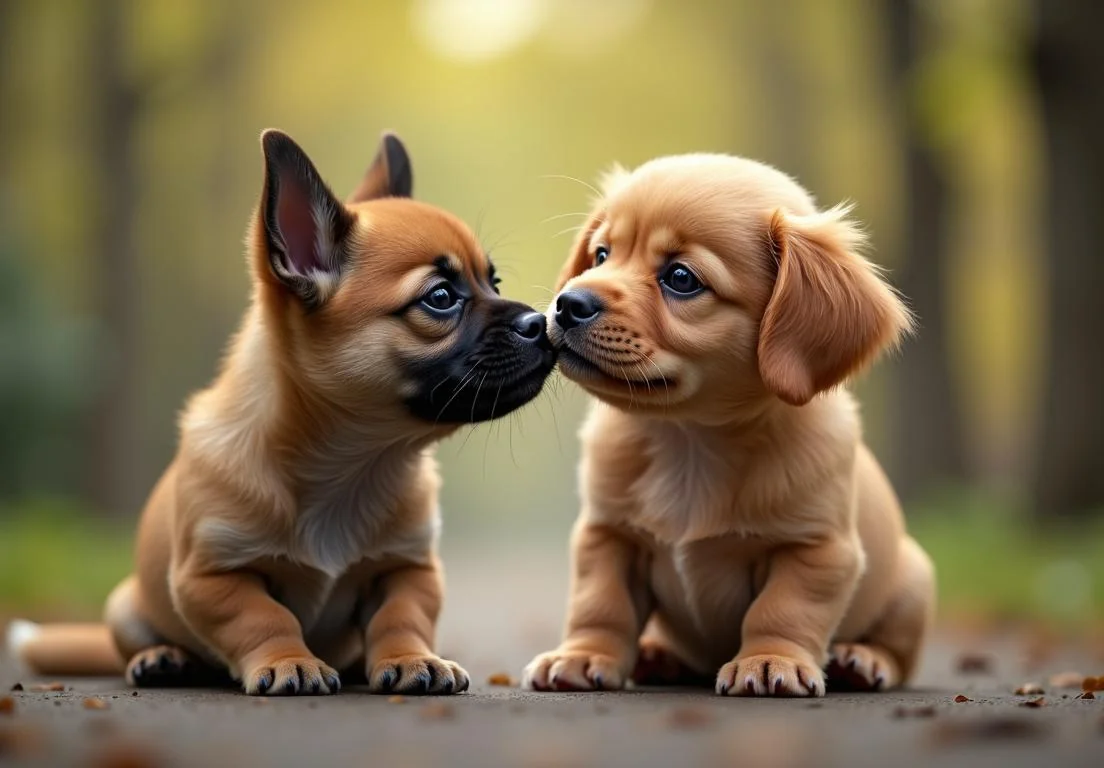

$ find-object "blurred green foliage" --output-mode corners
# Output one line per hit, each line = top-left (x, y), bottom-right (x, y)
(2, 491), (1101, 626)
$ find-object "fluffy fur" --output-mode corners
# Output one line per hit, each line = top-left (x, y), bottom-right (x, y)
(7, 131), (555, 696)
(524, 153), (934, 697)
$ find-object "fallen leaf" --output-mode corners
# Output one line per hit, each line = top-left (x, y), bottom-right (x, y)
(1084, 676), (1104, 692)
(953, 694), (971, 703)
(1076, 691), (1095, 700)
(387, 695), (406, 704)
(0, 724), (45, 757)
(955, 653), (994, 674)
(893, 705), (937, 719)
(1048, 671), (1083, 689)
(28, 682), (65, 692)
(82, 697), (110, 711)
(1019, 697), (1046, 708)
(928, 717), (1050, 745)
(0, 697), (14, 716)
(420, 702), (454, 721)
(666, 706), (713, 730)
(486, 673), (516, 687)
(8, 684), (22, 692)
(86, 743), (161, 768)
(84, 718), (118, 736)
(1014, 683), (1045, 696)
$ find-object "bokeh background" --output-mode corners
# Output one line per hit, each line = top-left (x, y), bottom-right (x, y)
(1, 0), (1101, 636)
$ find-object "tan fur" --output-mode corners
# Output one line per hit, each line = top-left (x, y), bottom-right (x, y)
(525, 154), (934, 697)
(10, 131), (552, 696)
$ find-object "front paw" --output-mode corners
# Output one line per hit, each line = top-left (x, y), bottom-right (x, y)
(716, 654), (825, 697)
(523, 650), (627, 691)
(243, 656), (341, 696)
(367, 655), (469, 695)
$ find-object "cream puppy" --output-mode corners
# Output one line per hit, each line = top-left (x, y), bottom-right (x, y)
(524, 154), (934, 696)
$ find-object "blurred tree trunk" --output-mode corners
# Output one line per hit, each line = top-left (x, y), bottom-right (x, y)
(883, 0), (968, 500)
(84, 0), (144, 516)
(1030, 0), (1104, 521)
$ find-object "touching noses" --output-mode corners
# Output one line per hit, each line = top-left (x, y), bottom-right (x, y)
(554, 289), (603, 330)
(511, 310), (547, 342)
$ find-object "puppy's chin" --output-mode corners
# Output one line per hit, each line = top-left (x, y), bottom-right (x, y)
(555, 339), (688, 413)
(404, 350), (556, 425)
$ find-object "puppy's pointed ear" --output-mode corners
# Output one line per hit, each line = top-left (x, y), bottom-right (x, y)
(757, 205), (913, 406)
(259, 130), (355, 307)
(347, 132), (413, 203)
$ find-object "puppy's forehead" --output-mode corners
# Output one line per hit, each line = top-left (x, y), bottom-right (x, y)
(600, 154), (818, 246)
(350, 198), (487, 274)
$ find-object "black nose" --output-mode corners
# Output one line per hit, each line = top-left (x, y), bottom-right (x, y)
(511, 310), (546, 342)
(554, 289), (602, 330)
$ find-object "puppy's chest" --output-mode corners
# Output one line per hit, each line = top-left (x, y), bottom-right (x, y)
(197, 478), (433, 581)
(628, 434), (745, 542)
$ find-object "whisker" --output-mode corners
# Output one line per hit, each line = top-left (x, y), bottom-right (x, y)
(553, 224), (585, 239)
(540, 211), (590, 225)
(539, 173), (602, 199)
(434, 364), (481, 424)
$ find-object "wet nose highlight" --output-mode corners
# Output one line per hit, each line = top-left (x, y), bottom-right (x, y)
(554, 289), (602, 330)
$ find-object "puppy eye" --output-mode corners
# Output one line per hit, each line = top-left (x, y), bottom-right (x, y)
(594, 246), (609, 266)
(659, 262), (704, 297)
(421, 284), (462, 314)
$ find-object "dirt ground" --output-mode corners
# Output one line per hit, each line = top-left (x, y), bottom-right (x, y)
(1, 542), (1102, 768)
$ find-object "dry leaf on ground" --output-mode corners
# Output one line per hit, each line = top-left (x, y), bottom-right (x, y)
(955, 653), (994, 674)
(1076, 692), (1095, 700)
(0, 697), (14, 716)
(928, 717), (1049, 746)
(1019, 697), (1046, 708)
(1014, 683), (1045, 695)
(1083, 676), (1104, 692)
(86, 743), (162, 768)
(486, 673), (516, 687)
(420, 702), (455, 721)
(28, 682), (65, 692)
(83, 698), (110, 711)
(953, 694), (971, 703)
(8, 684), (22, 692)
(387, 695), (406, 704)
(666, 706), (713, 730)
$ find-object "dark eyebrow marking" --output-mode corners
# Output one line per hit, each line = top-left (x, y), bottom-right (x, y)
(433, 254), (462, 281)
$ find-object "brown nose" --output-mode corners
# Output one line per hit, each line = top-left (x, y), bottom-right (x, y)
(554, 289), (602, 330)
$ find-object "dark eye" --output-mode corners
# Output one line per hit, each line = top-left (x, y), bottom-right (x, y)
(594, 246), (609, 266)
(659, 263), (704, 297)
(491, 275), (502, 295)
(422, 284), (461, 313)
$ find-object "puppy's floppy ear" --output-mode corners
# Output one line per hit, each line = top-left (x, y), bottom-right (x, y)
(259, 129), (355, 307)
(554, 212), (603, 292)
(757, 205), (913, 406)
(552, 163), (626, 291)
(347, 132), (413, 203)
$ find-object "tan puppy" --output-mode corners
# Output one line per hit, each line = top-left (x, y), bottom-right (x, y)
(7, 130), (556, 696)
(524, 154), (934, 697)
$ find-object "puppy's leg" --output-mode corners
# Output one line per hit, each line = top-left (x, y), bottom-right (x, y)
(828, 537), (934, 691)
(717, 536), (862, 698)
(523, 521), (652, 692)
(172, 568), (340, 696)
(363, 559), (469, 695)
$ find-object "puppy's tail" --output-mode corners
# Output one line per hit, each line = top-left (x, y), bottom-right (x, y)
(6, 619), (125, 676)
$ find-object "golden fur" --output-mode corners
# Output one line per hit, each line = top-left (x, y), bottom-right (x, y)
(9, 131), (554, 696)
(524, 154), (934, 696)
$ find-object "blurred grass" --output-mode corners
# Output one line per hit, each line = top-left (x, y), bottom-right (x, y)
(1, 491), (1101, 629)
(0, 498), (133, 620)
